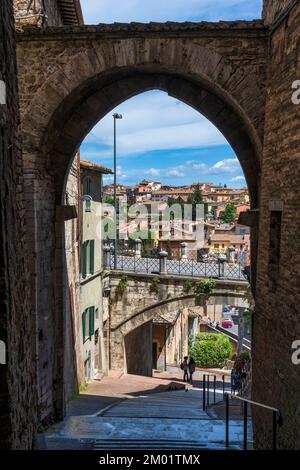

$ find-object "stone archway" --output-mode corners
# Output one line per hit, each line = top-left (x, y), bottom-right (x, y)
(110, 286), (248, 373)
(16, 23), (267, 418)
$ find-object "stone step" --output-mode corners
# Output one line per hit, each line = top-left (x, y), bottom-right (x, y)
(93, 439), (238, 450)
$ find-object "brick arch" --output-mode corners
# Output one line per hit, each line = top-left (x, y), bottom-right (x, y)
(16, 25), (267, 418)
(18, 28), (266, 208)
(44, 67), (262, 207)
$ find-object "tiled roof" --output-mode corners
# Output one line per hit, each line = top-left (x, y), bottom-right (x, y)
(153, 310), (181, 325)
(210, 234), (250, 244)
(80, 159), (113, 174)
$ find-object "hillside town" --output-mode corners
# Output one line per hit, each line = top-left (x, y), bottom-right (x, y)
(102, 178), (251, 265)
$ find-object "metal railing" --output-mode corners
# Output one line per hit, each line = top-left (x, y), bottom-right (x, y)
(202, 373), (227, 411)
(104, 253), (247, 281)
(225, 393), (283, 450)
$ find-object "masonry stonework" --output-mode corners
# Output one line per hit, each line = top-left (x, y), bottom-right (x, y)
(0, 0), (36, 449)
(108, 273), (247, 373)
(262, 0), (297, 24)
(0, 0), (298, 450)
(253, 1), (300, 449)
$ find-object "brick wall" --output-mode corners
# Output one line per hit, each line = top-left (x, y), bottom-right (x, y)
(263, 0), (296, 24)
(253, 1), (300, 449)
(0, 0), (36, 449)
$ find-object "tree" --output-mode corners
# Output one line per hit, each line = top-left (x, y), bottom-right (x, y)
(221, 203), (237, 224)
(189, 333), (233, 368)
(188, 185), (204, 221)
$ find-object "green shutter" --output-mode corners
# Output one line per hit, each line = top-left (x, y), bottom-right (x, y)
(89, 306), (95, 337)
(90, 240), (95, 274)
(82, 242), (87, 278)
(82, 310), (86, 342)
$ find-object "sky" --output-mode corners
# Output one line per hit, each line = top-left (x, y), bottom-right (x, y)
(80, 0), (263, 188)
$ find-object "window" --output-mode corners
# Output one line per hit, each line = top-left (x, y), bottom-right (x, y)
(85, 198), (91, 212)
(95, 329), (99, 345)
(82, 306), (95, 343)
(83, 176), (92, 196)
(81, 240), (95, 278)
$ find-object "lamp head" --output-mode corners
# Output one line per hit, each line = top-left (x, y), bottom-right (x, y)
(113, 113), (123, 119)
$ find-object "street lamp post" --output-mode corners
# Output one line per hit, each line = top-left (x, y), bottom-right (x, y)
(113, 113), (123, 270)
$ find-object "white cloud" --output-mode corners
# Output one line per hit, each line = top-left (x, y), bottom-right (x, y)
(212, 158), (240, 174)
(81, 0), (262, 24)
(230, 175), (246, 182)
(83, 91), (228, 157)
(146, 168), (161, 177)
(166, 168), (186, 178)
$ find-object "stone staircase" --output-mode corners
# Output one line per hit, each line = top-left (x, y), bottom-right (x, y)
(45, 388), (252, 450)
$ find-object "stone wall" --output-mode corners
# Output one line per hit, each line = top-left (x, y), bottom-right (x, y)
(14, 0), (63, 29)
(108, 272), (248, 372)
(63, 154), (84, 401)
(262, 0), (296, 24)
(253, 1), (300, 449)
(0, 0), (36, 449)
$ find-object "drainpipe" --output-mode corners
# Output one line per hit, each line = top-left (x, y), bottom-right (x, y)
(164, 324), (167, 372)
(108, 301), (111, 370)
(180, 309), (183, 359)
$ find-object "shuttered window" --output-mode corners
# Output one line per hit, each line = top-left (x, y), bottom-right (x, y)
(89, 306), (95, 337)
(82, 310), (87, 342)
(81, 242), (87, 278)
(81, 240), (95, 277)
(90, 240), (95, 274)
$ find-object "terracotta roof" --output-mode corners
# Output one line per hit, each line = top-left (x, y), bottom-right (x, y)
(80, 159), (113, 174)
(153, 310), (181, 325)
(210, 234), (250, 244)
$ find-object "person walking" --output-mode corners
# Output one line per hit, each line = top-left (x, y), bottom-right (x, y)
(181, 356), (189, 382)
(188, 357), (196, 386)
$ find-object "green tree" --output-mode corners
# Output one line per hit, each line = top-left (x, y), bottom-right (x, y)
(189, 333), (233, 368)
(187, 185), (204, 221)
(221, 203), (237, 224)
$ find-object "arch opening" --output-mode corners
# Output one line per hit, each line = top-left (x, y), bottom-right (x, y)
(42, 68), (261, 208)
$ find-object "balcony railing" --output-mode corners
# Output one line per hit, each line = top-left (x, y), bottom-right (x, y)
(103, 251), (247, 281)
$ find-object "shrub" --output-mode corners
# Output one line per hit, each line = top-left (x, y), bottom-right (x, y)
(189, 333), (233, 368)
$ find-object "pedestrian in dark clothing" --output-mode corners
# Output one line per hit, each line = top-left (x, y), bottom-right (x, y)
(188, 357), (196, 386)
(181, 356), (189, 382)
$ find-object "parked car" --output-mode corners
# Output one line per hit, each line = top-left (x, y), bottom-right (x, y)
(222, 318), (233, 328)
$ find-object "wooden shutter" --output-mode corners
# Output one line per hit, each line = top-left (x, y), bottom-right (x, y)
(82, 242), (87, 278)
(90, 240), (95, 274)
(89, 306), (95, 337)
(82, 310), (86, 342)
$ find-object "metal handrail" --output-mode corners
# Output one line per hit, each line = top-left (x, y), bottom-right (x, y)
(224, 392), (283, 450)
(105, 253), (247, 281)
(202, 373), (227, 411)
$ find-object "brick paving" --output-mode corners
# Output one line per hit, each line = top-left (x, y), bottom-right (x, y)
(66, 371), (187, 417)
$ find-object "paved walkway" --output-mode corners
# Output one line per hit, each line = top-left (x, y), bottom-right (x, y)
(66, 371), (187, 417)
(42, 371), (251, 450)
